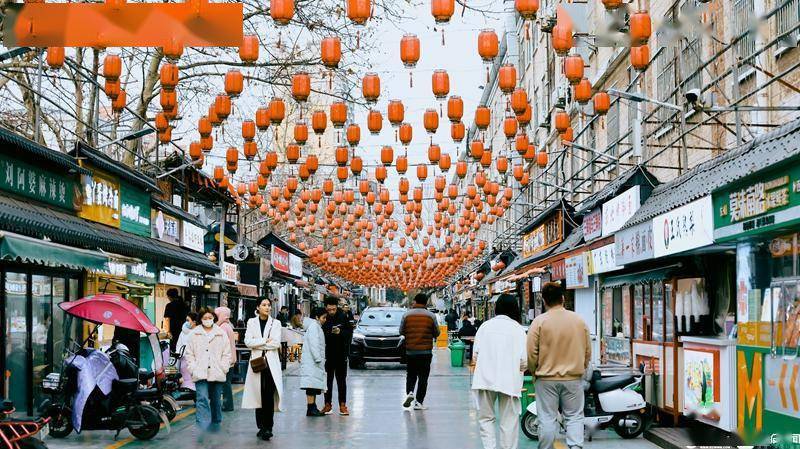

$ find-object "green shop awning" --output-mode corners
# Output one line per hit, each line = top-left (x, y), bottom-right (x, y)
(601, 264), (681, 289)
(0, 231), (109, 270)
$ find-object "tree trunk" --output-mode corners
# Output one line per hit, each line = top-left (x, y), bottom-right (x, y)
(123, 50), (162, 166)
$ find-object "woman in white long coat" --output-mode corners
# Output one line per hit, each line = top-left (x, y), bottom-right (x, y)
(242, 298), (283, 441)
(300, 307), (327, 416)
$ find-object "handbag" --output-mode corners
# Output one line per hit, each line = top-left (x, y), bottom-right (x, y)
(249, 318), (272, 373)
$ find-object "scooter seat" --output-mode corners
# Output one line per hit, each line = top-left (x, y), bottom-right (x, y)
(592, 374), (635, 393)
(134, 388), (161, 400)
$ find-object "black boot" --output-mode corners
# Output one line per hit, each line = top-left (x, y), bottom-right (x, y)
(307, 403), (325, 417)
(260, 429), (273, 441)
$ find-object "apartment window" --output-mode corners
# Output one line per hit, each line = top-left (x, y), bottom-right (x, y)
(681, 0), (703, 91)
(732, 0), (756, 71)
(655, 45), (677, 124)
(775, 0), (800, 49)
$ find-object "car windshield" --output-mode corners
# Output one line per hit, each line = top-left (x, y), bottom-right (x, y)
(359, 310), (403, 326)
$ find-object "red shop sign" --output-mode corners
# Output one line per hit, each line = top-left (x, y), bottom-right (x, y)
(550, 259), (566, 280)
(271, 245), (289, 274)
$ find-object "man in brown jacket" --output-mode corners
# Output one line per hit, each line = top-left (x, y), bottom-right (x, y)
(527, 282), (591, 449)
(399, 293), (440, 410)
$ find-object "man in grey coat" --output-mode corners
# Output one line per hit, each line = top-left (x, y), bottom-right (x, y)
(300, 307), (328, 417)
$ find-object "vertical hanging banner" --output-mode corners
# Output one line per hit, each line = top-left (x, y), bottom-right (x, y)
(3, 1), (243, 47)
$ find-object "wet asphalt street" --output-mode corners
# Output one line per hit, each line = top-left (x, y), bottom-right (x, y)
(44, 350), (660, 449)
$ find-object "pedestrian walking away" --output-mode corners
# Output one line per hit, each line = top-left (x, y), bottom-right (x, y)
(183, 307), (232, 431)
(242, 297), (285, 441)
(399, 293), (440, 410)
(300, 307), (328, 417)
(277, 306), (289, 327)
(445, 309), (459, 332)
(215, 306), (237, 412)
(321, 296), (352, 415)
(528, 282), (591, 449)
(471, 294), (527, 449)
(163, 288), (190, 351)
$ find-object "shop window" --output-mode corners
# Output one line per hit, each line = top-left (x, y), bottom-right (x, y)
(665, 282), (675, 341)
(52, 278), (66, 371)
(4, 272), (28, 413)
(653, 282), (665, 342)
(770, 234), (798, 279)
(634, 284), (644, 340)
(32, 275), (52, 412)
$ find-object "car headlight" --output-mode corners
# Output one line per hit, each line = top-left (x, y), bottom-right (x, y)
(352, 332), (365, 341)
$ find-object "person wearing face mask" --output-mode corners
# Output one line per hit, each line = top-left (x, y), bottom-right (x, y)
(175, 312), (199, 392)
(184, 308), (232, 430)
(242, 297), (284, 441)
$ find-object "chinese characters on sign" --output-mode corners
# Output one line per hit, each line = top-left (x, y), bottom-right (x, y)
(653, 196), (714, 257)
(119, 182), (151, 237)
(152, 210), (180, 245)
(589, 243), (622, 274)
(181, 221), (205, 253)
(271, 245), (290, 273)
(550, 259), (566, 280)
(289, 253), (303, 277)
(602, 186), (641, 237)
(522, 210), (563, 258)
(79, 170), (121, 227)
(614, 221), (654, 265)
(222, 262), (239, 283)
(713, 162), (800, 241)
(582, 208), (602, 241)
(565, 253), (589, 289)
(0, 153), (75, 209)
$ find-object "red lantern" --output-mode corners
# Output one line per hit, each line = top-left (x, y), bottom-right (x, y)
(432, 69), (450, 100)
(201, 136), (213, 153)
(456, 161), (468, 178)
(430, 0), (455, 24)
(103, 54), (121, 81)
(271, 0), (295, 25)
(574, 78), (592, 104)
(477, 29), (499, 63)
(396, 155), (408, 174)
(111, 90), (127, 113)
(503, 116), (518, 140)
(330, 102), (347, 129)
(357, 75), (381, 110)
(516, 102), (532, 127)
(563, 54), (584, 85)
(552, 24), (573, 56)
(602, 0), (622, 9)
(428, 144), (441, 163)
(189, 142), (202, 161)
(155, 112), (169, 133)
(347, 0), (371, 25)
(594, 91), (610, 115)
(400, 34), (421, 68)
(470, 140), (485, 160)
(350, 156), (364, 176)
(307, 155), (319, 174)
(630, 45), (650, 71)
(554, 110), (570, 133)
(265, 152), (278, 170)
(336, 146), (349, 166)
(239, 34), (259, 64)
(368, 109), (383, 135)
(224, 69), (244, 98)
(417, 164), (428, 181)
(226, 147), (239, 173)
(321, 36), (342, 69)
(380, 146), (394, 166)
(515, 0), (539, 19)
(160, 63), (179, 91)
(255, 108), (270, 131)
(496, 156), (509, 174)
(498, 64), (517, 94)
(269, 97), (285, 125)
(347, 123), (361, 146)
(475, 106), (491, 130)
(398, 122), (412, 146)
(46, 47), (65, 69)
(536, 150), (548, 168)
(515, 134), (529, 155)
(312, 110), (327, 135)
(286, 143), (301, 164)
(423, 109), (439, 134)
(630, 11), (652, 46)
(104, 79), (121, 100)
(511, 88), (528, 115)
(292, 72), (311, 102)
(387, 100), (405, 127)
(244, 141), (258, 161)
(560, 126), (574, 144)
(375, 166), (388, 183)
(451, 122), (465, 143)
(214, 94), (231, 119)
(294, 121), (309, 145)
(439, 153), (452, 172)
(447, 96), (463, 123)
(241, 120), (256, 141)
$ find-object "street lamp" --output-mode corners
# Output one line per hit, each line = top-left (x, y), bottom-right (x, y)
(96, 128), (155, 149)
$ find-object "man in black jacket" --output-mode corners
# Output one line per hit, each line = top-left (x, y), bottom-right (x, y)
(321, 296), (353, 415)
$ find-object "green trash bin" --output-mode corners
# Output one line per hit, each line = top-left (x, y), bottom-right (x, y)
(449, 339), (466, 367)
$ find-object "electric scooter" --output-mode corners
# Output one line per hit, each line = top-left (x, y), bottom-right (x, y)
(521, 369), (651, 440)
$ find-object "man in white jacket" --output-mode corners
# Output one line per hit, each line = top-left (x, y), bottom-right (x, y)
(471, 294), (527, 449)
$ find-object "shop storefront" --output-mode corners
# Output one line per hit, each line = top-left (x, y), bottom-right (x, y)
(711, 157), (800, 441)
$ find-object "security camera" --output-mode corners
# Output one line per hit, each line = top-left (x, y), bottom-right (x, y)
(685, 88), (702, 106)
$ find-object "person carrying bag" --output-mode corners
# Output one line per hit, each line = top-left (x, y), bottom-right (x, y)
(242, 298), (284, 441)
